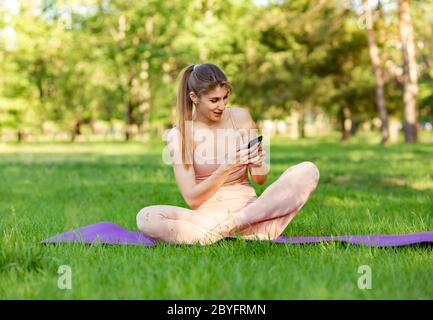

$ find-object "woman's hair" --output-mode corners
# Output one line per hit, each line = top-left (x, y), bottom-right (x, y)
(175, 63), (233, 169)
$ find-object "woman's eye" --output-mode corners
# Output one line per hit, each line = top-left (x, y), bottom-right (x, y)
(211, 97), (228, 103)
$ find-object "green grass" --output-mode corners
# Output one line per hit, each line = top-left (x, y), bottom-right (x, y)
(1, 132), (432, 299)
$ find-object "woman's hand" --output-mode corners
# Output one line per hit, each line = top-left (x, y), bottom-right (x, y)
(248, 144), (266, 168)
(221, 141), (261, 172)
(247, 143), (268, 184)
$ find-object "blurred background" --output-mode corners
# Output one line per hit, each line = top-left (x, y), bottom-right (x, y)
(0, 0), (432, 144)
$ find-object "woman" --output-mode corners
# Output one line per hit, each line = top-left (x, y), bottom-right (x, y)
(136, 63), (320, 245)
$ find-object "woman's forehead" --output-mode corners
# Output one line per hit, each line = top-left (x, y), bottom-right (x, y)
(204, 86), (229, 98)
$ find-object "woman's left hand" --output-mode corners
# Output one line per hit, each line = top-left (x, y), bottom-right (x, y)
(248, 145), (266, 167)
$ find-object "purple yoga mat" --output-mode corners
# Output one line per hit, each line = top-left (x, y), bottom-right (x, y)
(41, 222), (433, 247)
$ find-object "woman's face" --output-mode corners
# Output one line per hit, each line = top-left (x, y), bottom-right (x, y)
(190, 86), (230, 123)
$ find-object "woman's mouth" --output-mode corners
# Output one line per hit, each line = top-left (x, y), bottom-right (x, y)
(213, 111), (223, 116)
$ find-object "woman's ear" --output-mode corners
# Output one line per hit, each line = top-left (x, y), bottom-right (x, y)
(189, 91), (198, 104)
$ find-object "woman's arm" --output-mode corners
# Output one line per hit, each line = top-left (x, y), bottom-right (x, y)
(248, 148), (268, 185)
(184, 164), (234, 209)
(166, 128), (238, 209)
(232, 108), (269, 185)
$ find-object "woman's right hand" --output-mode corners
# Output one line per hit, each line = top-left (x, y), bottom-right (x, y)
(221, 141), (260, 172)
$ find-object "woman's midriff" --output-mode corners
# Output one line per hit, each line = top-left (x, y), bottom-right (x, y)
(193, 182), (257, 215)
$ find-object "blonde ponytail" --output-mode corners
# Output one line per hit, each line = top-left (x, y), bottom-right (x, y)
(176, 64), (195, 169)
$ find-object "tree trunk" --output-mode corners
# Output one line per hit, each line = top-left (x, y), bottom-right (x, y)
(17, 129), (24, 143)
(125, 98), (134, 141)
(71, 120), (82, 142)
(299, 108), (305, 138)
(363, 0), (389, 144)
(341, 107), (352, 143)
(398, 0), (418, 143)
(124, 70), (136, 141)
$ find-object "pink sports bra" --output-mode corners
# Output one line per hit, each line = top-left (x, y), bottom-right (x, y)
(193, 108), (251, 186)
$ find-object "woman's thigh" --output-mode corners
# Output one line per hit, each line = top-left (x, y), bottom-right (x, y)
(136, 205), (230, 244)
(137, 205), (201, 223)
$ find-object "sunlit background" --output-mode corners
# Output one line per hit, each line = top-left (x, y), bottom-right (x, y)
(0, 0), (432, 143)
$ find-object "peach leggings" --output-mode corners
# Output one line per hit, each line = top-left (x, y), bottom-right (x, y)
(136, 161), (320, 245)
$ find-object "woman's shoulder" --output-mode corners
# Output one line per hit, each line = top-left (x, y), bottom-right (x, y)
(230, 106), (249, 117)
(230, 107), (255, 129)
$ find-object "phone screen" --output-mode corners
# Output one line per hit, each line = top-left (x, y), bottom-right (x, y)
(248, 135), (263, 149)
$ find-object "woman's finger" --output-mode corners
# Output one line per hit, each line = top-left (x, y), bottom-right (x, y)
(250, 152), (266, 164)
(249, 143), (260, 155)
(248, 149), (258, 159)
(248, 156), (260, 163)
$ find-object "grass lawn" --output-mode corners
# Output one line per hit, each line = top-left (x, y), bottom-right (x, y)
(1, 132), (432, 299)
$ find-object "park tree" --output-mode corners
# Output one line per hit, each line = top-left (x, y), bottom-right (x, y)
(82, 0), (199, 140)
(0, 0), (52, 140)
(412, 1), (433, 127)
(398, 0), (418, 143)
(363, 0), (389, 144)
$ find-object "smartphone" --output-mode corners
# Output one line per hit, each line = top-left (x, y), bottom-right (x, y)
(247, 135), (263, 149)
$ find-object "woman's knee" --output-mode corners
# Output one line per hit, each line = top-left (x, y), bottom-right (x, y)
(298, 161), (320, 185)
(136, 206), (158, 233)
